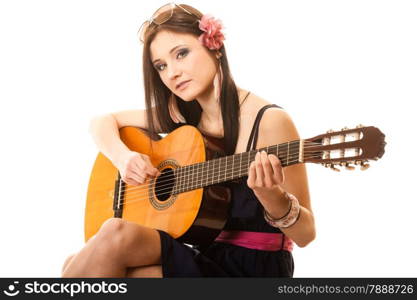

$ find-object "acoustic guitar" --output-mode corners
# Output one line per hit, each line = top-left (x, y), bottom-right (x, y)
(84, 125), (386, 246)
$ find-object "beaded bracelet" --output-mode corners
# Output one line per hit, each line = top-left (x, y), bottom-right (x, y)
(263, 192), (301, 229)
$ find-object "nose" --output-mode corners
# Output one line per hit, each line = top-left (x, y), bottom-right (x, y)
(167, 63), (181, 81)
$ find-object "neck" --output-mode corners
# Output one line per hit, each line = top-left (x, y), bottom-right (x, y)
(173, 140), (302, 194)
(197, 86), (246, 126)
(196, 85), (221, 124)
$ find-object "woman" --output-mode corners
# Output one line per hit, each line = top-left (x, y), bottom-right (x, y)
(61, 3), (315, 278)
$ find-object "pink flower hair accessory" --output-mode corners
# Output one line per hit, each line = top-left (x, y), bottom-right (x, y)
(198, 14), (225, 50)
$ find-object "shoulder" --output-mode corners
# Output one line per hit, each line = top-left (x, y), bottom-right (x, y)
(247, 93), (299, 147)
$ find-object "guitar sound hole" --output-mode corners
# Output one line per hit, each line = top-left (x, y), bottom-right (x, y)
(154, 167), (175, 202)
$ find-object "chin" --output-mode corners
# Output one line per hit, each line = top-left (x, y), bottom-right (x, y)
(176, 90), (199, 102)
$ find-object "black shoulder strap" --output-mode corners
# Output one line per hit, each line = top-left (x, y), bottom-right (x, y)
(246, 104), (282, 152)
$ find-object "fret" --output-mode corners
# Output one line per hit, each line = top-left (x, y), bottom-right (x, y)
(200, 162), (203, 188)
(199, 161), (203, 187)
(179, 166), (183, 193)
(277, 143), (281, 161)
(210, 159), (213, 185)
(180, 167), (183, 193)
(186, 165), (190, 192)
(195, 163), (199, 189)
(217, 157), (220, 184)
(197, 162), (200, 189)
(287, 142), (290, 166)
(195, 163), (198, 189)
(184, 166), (191, 190)
(231, 155), (235, 180)
(225, 156), (227, 181)
(187, 164), (190, 191)
(190, 164), (193, 190)
(239, 152), (242, 178)
(204, 161), (206, 186)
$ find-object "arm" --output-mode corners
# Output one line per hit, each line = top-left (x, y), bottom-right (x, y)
(89, 108), (162, 185)
(89, 108), (161, 167)
(249, 108), (316, 248)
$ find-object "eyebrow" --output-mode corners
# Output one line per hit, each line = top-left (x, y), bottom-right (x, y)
(152, 44), (187, 64)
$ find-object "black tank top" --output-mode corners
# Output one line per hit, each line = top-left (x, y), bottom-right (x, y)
(200, 102), (283, 233)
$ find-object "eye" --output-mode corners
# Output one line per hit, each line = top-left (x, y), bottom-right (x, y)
(155, 63), (166, 72)
(177, 48), (189, 59)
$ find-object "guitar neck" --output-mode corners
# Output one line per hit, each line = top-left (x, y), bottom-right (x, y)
(174, 140), (303, 194)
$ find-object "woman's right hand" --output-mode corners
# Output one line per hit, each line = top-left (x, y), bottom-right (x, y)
(115, 151), (161, 186)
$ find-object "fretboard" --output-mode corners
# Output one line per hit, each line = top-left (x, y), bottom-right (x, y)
(173, 140), (302, 194)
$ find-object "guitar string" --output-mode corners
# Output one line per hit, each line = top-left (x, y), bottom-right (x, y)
(87, 139), (365, 216)
(117, 140), (357, 196)
(113, 140), (328, 195)
(104, 153), (324, 209)
(86, 154), (324, 218)
(116, 146), (322, 195)
(89, 141), (360, 212)
(120, 151), (311, 197)
(116, 145), (357, 196)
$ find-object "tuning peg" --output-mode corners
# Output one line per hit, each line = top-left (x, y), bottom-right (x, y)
(356, 124), (364, 128)
(341, 162), (355, 170)
(327, 129), (334, 134)
(360, 161), (370, 171)
(330, 164), (341, 172)
(341, 126), (349, 131)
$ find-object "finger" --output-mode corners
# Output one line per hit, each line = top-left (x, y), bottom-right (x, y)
(138, 156), (159, 177)
(269, 154), (284, 184)
(261, 151), (274, 187)
(255, 151), (264, 186)
(133, 159), (153, 178)
(128, 164), (147, 180)
(122, 177), (138, 186)
(247, 161), (256, 189)
(127, 173), (144, 185)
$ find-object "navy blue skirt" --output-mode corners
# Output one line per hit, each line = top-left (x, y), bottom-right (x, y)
(157, 230), (294, 277)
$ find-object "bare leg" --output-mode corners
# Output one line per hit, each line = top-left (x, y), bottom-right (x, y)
(61, 253), (76, 275)
(61, 218), (162, 277)
(126, 265), (163, 278)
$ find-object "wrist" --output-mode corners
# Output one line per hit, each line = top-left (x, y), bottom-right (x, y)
(112, 148), (132, 169)
(264, 192), (301, 229)
(262, 191), (292, 220)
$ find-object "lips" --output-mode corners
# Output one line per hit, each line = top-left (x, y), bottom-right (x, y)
(176, 80), (191, 90)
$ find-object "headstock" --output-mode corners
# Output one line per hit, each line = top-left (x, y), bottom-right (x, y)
(303, 125), (386, 171)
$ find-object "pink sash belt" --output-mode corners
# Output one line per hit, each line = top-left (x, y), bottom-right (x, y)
(214, 230), (294, 252)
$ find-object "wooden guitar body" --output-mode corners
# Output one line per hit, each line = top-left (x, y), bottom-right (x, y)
(84, 125), (231, 245)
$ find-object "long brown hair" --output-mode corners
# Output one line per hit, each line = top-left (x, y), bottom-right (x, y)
(142, 4), (240, 155)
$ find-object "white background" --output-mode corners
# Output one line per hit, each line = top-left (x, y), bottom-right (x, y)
(0, 0), (416, 277)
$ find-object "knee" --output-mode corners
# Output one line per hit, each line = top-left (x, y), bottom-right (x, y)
(95, 218), (127, 252)
(61, 253), (76, 275)
(99, 218), (125, 237)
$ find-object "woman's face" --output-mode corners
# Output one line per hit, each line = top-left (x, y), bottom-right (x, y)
(150, 30), (218, 101)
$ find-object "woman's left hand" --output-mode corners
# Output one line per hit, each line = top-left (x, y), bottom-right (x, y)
(247, 150), (285, 202)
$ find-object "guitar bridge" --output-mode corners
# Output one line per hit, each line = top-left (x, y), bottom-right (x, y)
(113, 173), (124, 218)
